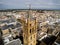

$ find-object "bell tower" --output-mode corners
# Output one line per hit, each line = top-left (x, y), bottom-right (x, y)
(23, 5), (37, 45)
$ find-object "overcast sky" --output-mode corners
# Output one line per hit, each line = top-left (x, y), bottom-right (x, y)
(0, 0), (60, 10)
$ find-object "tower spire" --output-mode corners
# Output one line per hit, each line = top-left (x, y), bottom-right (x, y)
(28, 4), (31, 18)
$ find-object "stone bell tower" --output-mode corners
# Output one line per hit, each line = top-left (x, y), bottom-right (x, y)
(23, 5), (37, 45)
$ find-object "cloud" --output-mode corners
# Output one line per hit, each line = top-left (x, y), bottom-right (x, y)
(0, 0), (60, 9)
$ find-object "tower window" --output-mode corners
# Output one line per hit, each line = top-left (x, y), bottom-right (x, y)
(30, 24), (31, 26)
(30, 29), (31, 33)
(34, 35), (35, 38)
(30, 36), (32, 40)
(34, 41), (35, 43)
